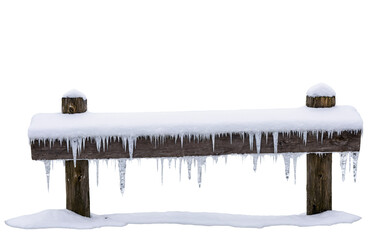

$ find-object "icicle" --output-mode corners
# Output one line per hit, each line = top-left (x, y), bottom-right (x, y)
(240, 132), (245, 143)
(197, 157), (206, 187)
(187, 157), (192, 180)
(348, 152), (352, 173)
(252, 154), (258, 172)
(180, 134), (184, 148)
(292, 154), (300, 184)
(118, 159), (127, 195)
(95, 160), (100, 186)
(212, 155), (219, 164)
(121, 136), (127, 152)
(283, 154), (291, 180)
(340, 152), (348, 182)
(95, 137), (101, 152)
(66, 137), (69, 152)
(321, 131), (324, 144)
(316, 131), (319, 142)
(303, 131), (307, 145)
(351, 152), (359, 182)
(273, 132), (278, 154)
(70, 138), (78, 167)
(265, 132), (268, 144)
(211, 133), (215, 152)
(43, 160), (51, 191)
(255, 132), (262, 154)
(82, 137), (86, 150)
(229, 132), (233, 144)
(106, 137), (109, 151)
(179, 158), (182, 181)
(249, 132), (254, 151)
(101, 137), (105, 152)
(156, 158), (159, 172)
(128, 137), (135, 159)
(161, 158), (164, 184)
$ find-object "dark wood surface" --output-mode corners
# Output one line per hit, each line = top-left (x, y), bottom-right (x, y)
(306, 93), (334, 215)
(62, 97), (87, 114)
(306, 96), (335, 108)
(65, 160), (90, 217)
(306, 153), (332, 214)
(63, 96), (90, 217)
(31, 130), (361, 160)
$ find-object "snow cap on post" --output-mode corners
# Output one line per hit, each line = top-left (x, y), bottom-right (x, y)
(62, 89), (87, 114)
(63, 89), (87, 100)
(306, 83), (335, 108)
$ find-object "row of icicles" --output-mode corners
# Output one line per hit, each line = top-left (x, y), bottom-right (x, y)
(30, 130), (361, 168)
(42, 152), (359, 194)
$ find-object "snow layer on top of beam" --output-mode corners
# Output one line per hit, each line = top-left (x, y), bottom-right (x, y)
(28, 106), (362, 140)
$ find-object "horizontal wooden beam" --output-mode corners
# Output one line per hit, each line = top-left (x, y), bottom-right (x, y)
(31, 131), (361, 160)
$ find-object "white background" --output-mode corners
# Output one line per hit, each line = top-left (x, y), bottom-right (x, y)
(0, 0), (371, 239)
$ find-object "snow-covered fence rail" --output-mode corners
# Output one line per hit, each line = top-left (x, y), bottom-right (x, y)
(28, 84), (362, 218)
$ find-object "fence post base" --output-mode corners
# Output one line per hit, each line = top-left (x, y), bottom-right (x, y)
(306, 153), (332, 215)
(65, 160), (90, 217)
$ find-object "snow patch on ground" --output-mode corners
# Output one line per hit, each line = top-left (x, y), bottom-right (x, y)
(5, 209), (361, 229)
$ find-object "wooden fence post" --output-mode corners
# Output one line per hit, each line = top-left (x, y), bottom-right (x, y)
(306, 91), (335, 215)
(62, 94), (90, 217)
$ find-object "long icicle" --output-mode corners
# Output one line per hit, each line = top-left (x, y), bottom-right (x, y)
(43, 160), (51, 192)
(340, 152), (348, 182)
(273, 132), (278, 154)
(118, 159), (127, 195)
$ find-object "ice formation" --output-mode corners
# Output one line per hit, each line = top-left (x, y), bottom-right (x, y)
(339, 152), (359, 182)
(283, 154), (291, 181)
(118, 159), (127, 194)
(43, 161), (51, 191)
(40, 151), (361, 193)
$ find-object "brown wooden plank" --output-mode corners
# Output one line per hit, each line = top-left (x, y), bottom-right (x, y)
(65, 160), (90, 217)
(306, 153), (332, 214)
(31, 130), (361, 160)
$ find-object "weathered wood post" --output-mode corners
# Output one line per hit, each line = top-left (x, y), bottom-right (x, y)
(306, 84), (335, 215)
(62, 91), (90, 217)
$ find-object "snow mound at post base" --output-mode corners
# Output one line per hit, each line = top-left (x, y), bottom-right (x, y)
(5, 209), (361, 229)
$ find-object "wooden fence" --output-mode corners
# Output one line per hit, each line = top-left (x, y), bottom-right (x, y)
(29, 87), (362, 217)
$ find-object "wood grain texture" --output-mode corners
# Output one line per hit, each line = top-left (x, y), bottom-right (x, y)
(306, 92), (335, 215)
(62, 97), (87, 114)
(306, 153), (332, 215)
(65, 160), (90, 217)
(306, 96), (335, 108)
(62, 97), (90, 217)
(31, 130), (361, 160)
